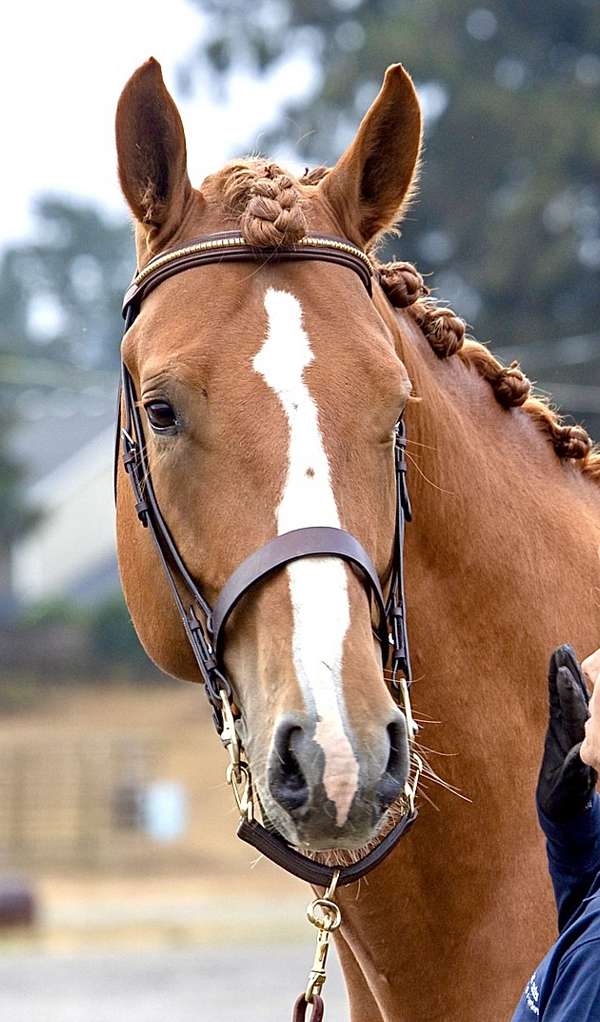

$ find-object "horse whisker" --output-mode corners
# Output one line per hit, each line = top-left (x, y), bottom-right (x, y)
(414, 741), (459, 757)
(405, 450), (455, 496)
(415, 783), (441, 812)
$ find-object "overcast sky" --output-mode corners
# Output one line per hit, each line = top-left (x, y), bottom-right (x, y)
(1, 0), (315, 250)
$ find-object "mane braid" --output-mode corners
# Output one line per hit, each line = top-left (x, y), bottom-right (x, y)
(375, 255), (600, 481)
(221, 158), (307, 247)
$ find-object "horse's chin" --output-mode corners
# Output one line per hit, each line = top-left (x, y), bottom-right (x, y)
(303, 798), (406, 866)
(257, 789), (405, 865)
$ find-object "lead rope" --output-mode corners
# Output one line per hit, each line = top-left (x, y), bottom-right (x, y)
(292, 871), (342, 1022)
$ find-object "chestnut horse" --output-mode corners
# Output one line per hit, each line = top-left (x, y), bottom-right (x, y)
(114, 59), (600, 1021)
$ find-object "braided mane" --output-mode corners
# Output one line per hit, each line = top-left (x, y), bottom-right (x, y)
(378, 261), (600, 482)
(219, 160), (600, 482)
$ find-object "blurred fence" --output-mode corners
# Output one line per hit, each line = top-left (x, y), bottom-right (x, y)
(0, 685), (248, 877)
(0, 734), (164, 870)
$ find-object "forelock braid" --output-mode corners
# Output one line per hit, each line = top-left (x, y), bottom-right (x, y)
(241, 163), (307, 247)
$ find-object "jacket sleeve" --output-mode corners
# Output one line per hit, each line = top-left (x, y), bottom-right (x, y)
(538, 794), (600, 932)
(541, 938), (600, 1020)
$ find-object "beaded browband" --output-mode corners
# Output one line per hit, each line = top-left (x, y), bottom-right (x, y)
(122, 231), (376, 315)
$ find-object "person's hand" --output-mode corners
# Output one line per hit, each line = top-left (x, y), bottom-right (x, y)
(581, 649), (600, 771)
(536, 644), (598, 822)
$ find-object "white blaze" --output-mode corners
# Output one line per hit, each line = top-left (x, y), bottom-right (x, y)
(252, 288), (359, 827)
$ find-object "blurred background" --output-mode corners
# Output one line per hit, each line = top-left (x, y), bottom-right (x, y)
(1, 1), (599, 1019)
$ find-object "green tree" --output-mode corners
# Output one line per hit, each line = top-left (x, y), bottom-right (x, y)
(0, 424), (38, 545)
(0, 196), (132, 375)
(185, 0), (600, 363)
(0, 414), (39, 618)
(0, 198), (132, 615)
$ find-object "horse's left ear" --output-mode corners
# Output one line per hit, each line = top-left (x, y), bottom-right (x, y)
(321, 64), (422, 247)
(116, 57), (191, 240)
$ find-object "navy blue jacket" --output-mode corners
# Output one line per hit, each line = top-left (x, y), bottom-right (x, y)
(512, 795), (600, 1020)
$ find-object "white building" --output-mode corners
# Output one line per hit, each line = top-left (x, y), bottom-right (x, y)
(11, 395), (119, 604)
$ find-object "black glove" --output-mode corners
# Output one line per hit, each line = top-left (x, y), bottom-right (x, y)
(536, 644), (598, 822)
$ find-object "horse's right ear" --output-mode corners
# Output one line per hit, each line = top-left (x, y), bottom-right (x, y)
(116, 58), (191, 238)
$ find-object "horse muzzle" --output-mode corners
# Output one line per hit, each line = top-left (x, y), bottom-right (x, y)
(264, 709), (410, 850)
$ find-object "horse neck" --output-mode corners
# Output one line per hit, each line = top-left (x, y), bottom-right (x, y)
(395, 309), (600, 667)
(331, 305), (600, 1022)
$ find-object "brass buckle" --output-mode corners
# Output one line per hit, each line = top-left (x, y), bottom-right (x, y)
(304, 871), (342, 1003)
(220, 691), (254, 823)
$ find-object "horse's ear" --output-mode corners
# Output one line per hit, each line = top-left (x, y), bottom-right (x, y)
(116, 58), (191, 237)
(321, 64), (422, 247)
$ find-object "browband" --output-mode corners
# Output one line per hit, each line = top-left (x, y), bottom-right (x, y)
(122, 231), (375, 317)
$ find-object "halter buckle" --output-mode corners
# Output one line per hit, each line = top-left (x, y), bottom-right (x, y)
(304, 872), (341, 1004)
(221, 691), (254, 822)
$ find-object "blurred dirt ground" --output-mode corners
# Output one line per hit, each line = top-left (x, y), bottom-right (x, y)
(0, 944), (347, 1021)
(0, 871), (348, 1021)
(0, 683), (347, 1020)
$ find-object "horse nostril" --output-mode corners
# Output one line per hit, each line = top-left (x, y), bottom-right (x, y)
(377, 718), (409, 811)
(269, 721), (309, 816)
(386, 719), (406, 777)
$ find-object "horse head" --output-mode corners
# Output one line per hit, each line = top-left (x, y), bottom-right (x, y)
(115, 58), (422, 852)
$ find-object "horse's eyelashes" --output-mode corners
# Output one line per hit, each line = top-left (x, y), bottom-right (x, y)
(144, 400), (178, 432)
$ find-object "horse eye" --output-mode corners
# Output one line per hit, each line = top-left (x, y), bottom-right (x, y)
(144, 400), (177, 431)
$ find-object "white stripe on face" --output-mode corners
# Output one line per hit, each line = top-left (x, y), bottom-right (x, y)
(252, 288), (359, 827)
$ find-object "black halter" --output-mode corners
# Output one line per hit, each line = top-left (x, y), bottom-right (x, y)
(116, 231), (417, 887)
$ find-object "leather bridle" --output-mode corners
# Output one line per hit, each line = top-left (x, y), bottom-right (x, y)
(116, 230), (420, 890)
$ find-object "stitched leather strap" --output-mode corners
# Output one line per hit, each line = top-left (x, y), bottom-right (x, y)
(293, 993), (324, 1021)
(210, 526), (388, 659)
(122, 232), (374, 318)
(237, 807), (417, 888)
